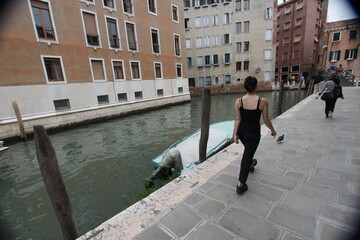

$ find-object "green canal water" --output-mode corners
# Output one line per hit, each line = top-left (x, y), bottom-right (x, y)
(0, 90), (307, 239)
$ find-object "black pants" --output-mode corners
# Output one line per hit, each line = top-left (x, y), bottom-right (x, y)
(238, 133), (260, 184)
(325, 98), (337, 116)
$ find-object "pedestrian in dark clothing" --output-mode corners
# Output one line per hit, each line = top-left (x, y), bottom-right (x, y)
(233, 76), (276, 194)
(315, 74), (344, 118)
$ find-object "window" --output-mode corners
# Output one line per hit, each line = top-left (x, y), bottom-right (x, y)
(296, 0), (303, 10)
(236, 22), (241, 34)
(236, 61), (241, 71)
(243, 0), (250, 10)
(130, 61), (141, 79)
(345, 49), (358, 60)
(294, 34), (301, 44)
(106, 17), (120, 49)
(224, 75), (231, 84)
(135, 91), (143, 99)
(42, 56), (66, 83)
(178, 87), (183, 93)
(333, 32), (341, 42)
(197, 56), (204, 67)
(265, 49), (272, 60)
(283, 36), (290, 46)
(185, 18), (190, 29)
(284, 5), (292, 15)
(194, 0), (200, 7)
(118, 93), (127, 101)
(293, 49), (300, 59)
(186, 38), (191, 49)
(329, 50), (340, 62)
(154, 62), (162, 79)
(184, 0), (190, 7)
(213, 54), (219, 65)
(97, 95), (109, 104)
(224, 53), (231, 64)
(284, 21), (291, 31)
(212, 14), (218, 26)
(174, 34), (181, 56)
(292, 65), (300, 71)
(187, 57), (193, 67)
(203, 15), (209, 27)
(199, 77), (205, 86)
(112, 60), (125, 80)
(206, 76), (212, 86)
(243, 21), (250, 32)
(54, 99), (70, 110)
(349, 30), (357, 40)
(30, 0), (56, 41)
(90, 58), (106, 81)
(103, 0), (115, 9)
(157, 89), (164, 96)
(265, 29), (272, 41)
(282, 52), (289, 60)
(123, 0), (133, 15)
(195, 17), (202, 28)
(189, 78), (195, 87)
(151, 28), (160, 54)
(172, 4), (179, 22)
(223, 33), (231, 45)
(264, 71), (271, 82)
(265, 7), (273, 19)
(213, 35), (219, 46)
(201, 36), (208, 48)
(176, 64), (182, 78)
(205, 55), (211, 66)
(295, 17), (303, 27)
(281, 67), (288, 72)
(125, 21), (137, 51)
(235, 0), (241, 11)
(236, 42), (241, 53)
(224, 13), (231, 24)
(196, 37), (202, 48)
(243, 41), (249, 52)
(82, 11), (100, 47)
(148, 0), (157, 14)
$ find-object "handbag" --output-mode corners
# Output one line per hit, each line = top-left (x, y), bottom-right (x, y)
(321, 91), (335, 101)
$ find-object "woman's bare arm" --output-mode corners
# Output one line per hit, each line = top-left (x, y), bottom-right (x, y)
(261, 98), (276, 137)
(233, 98), (241, 144)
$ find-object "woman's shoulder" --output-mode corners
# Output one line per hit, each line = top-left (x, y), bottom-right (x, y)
(260, 97), (268, 103)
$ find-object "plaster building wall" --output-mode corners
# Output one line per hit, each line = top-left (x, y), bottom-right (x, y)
(275, 0), (324, 82)
(0, 0), (189, 138)
(317, 18), (360, 79)
(183, 0), (275, 87)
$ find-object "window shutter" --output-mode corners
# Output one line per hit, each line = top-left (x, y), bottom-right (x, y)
(337, 50), (341, 61)
(354, 49), (358, 59)
(84, 12), (97, 35)
(329, 52), (332, 62)
(229, 34), (232, 44)
(345, 49), (349, 60)
(31, 0), (49, 9)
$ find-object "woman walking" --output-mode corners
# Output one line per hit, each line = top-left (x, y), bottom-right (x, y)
(315, 74), (344, 118)
(233, 76), (276, 194)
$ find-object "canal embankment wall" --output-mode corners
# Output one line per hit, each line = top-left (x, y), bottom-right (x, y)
(78, 87), (319, 240)
(0, 94), (191, 141)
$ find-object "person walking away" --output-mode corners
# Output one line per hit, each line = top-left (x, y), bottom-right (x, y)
(315, 74), (344, 118)
(233, 76), (276, 194)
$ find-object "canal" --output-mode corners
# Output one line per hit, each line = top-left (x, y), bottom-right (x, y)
(0, 90), (307, 239)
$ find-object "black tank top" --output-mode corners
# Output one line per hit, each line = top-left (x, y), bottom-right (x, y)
(237, 97), (262, 136)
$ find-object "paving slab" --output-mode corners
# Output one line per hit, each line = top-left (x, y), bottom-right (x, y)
(186, 221), (236, 240)
(219, 207), (281, 240)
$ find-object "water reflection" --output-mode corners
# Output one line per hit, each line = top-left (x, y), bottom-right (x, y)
(0, 90), (306, 239)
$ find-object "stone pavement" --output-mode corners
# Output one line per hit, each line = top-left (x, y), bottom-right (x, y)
(80, 87), (360, 240)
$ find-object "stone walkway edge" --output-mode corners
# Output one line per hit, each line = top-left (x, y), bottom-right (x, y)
(78, 88), (360, 240)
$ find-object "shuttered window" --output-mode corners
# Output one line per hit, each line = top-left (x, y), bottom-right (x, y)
(91, 59), (105, 81)
(31, 0), (55, 40)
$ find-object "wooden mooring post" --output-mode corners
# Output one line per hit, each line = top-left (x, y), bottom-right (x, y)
(34, 125), (79, 240)
(277, 80), (285, 116)
(12, 101), (27, 140)
(199, 89), (211, 163)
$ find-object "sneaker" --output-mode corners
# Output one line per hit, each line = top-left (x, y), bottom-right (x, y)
(329, 111), (333, 119)
(250, 159), (257, 172)
(236, 184), (248, 194)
